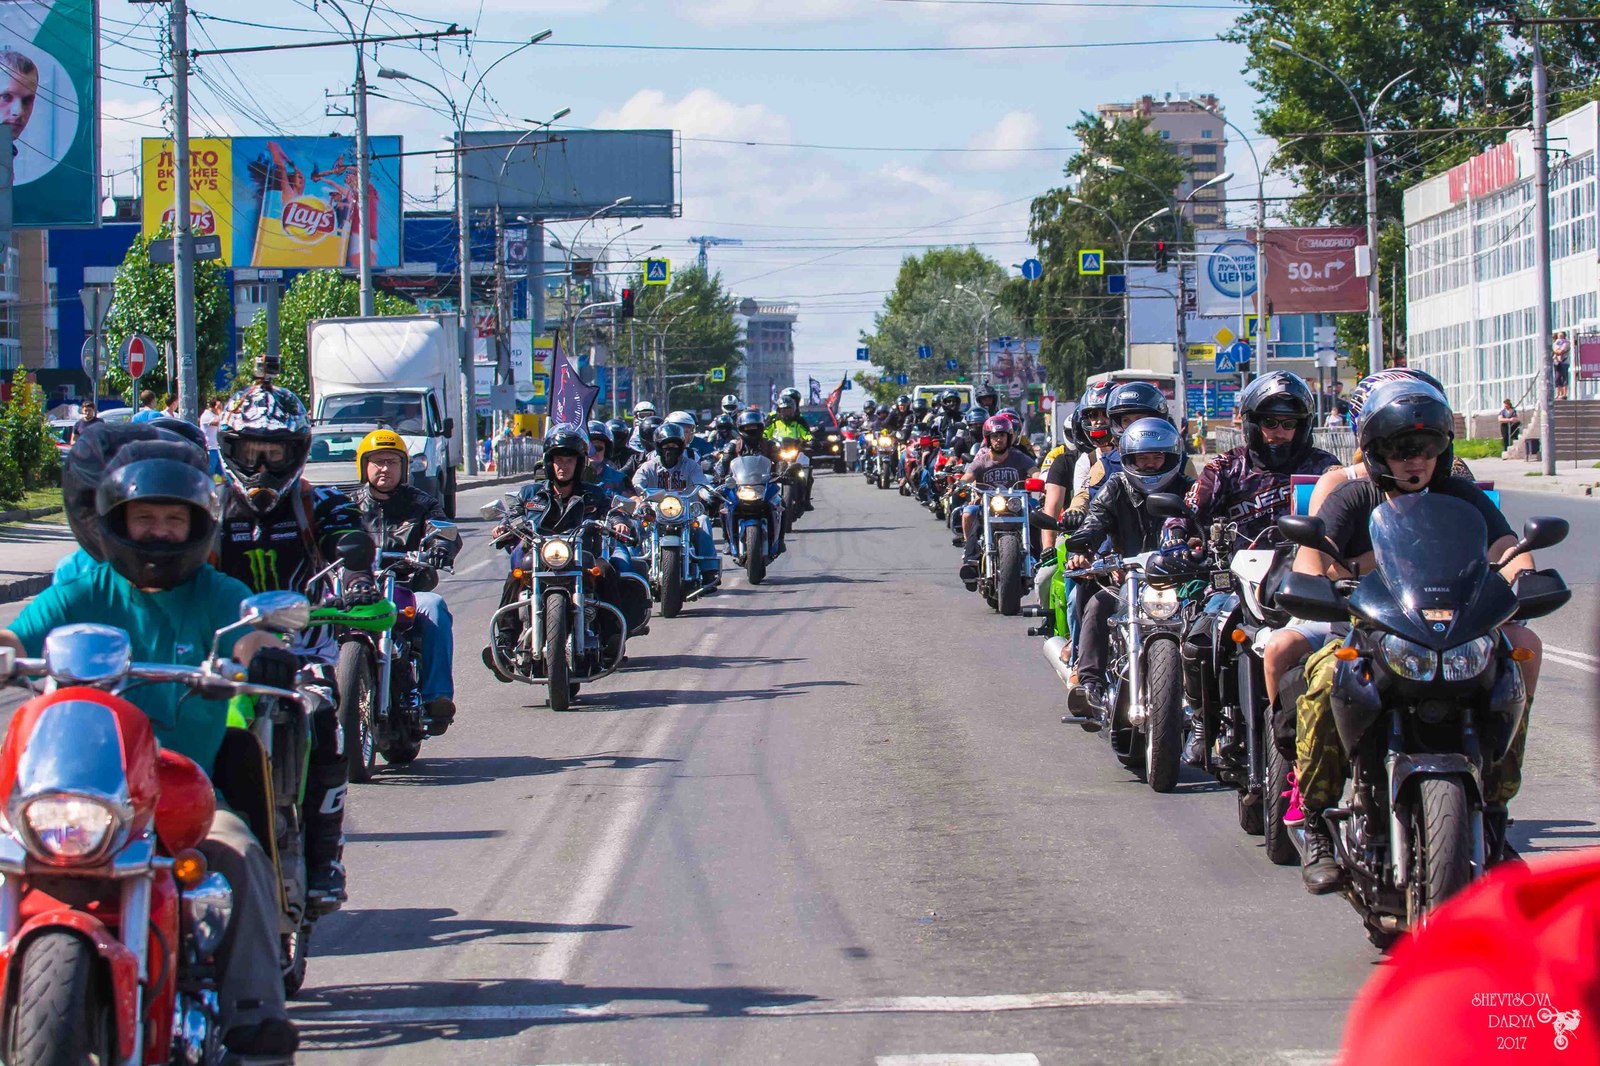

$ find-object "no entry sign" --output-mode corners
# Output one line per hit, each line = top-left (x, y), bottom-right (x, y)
(121, 334), (156, 379)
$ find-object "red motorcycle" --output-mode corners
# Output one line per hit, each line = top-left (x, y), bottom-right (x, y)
(0, 593), (309, 1065)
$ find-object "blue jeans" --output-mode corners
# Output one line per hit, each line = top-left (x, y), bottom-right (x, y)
(414, 591), (454, 702)
(692, 521), (721, 581)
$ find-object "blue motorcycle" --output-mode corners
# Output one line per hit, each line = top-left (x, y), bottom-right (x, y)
(720, 455), (784, 585)
(637, 487), (721, 617)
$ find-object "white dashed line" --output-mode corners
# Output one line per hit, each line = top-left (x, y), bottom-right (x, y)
(877, 1056), (1040, 1066)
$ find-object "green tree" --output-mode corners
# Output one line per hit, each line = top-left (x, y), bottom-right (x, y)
(1223, 0), (1600, 369)
(102, 233), (233, 404)
(859, 247), (1021, 390)
(237, 270), (416, 399)
(615, 266), (741, 405)
(1010, 113), (1187, 394)
(0, 369), (59, 503)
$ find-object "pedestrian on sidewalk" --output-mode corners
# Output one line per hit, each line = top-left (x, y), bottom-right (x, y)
(69, 399), (99, 444)
(1498, 399), (1521, 449)
(1553, 331), (1571, 400)
(200, 395), (224, 476)
(130, 389), (159, 423)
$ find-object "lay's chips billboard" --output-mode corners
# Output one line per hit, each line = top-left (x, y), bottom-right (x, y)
(141, 135), (402, 269)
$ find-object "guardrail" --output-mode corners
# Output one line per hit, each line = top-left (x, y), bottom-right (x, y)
(491, 436), (543, 478)
(1209, 425), (1356, 464)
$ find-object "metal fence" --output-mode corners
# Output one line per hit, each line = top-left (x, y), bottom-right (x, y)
(491, 436), (543, 478)
(1209, 426), (1356, 464)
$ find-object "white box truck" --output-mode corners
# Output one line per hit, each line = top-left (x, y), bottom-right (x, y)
(305, 315), (463, 517)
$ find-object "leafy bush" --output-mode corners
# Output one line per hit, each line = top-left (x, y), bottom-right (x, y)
(1454, 438), (1505, 460)
(0, 370), (58, 505)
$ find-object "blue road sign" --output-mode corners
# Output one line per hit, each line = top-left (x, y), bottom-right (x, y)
(896, 373), (910, 386)
(1078, 249), (1105, 275)
(917, 345), (932, 360)
(1021, 258), (1042, 280)
(1216, 340), (1253, 373)
(1107, 274), (1127, 295)
(843, 379), (853, 391)
(945, 358), (959, 371)
(644, 258), (671, 285)
(856, 346), (870, 361)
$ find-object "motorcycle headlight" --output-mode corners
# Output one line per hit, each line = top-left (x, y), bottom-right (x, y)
(780, 447), (799, 461)
(182, 871), (234, 960)
(23, 795), (118, 863)
(540, 539), (573, 569)
(1140, 585), (1181, 621)
(736, 486), (762, 502)
(879, 435), (893, 448)
(1441, 636), (1493, 682)
(658, 495), (685, 520)
(1379, 634), (1436, 681)
(827, 434), (839, 441)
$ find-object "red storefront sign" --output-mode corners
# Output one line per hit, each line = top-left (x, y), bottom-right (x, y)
(1447, 141), (1520, 204)
(1256, 226), (1368, 314)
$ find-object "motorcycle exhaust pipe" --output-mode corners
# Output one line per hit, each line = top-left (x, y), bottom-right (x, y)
(1042, 636), (1075, 690)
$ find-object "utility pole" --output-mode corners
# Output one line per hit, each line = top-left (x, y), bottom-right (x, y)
(354, 52), (375, 315)
(456, 139), (478, 473)
(1531, 22), (1555, 476)
(169, 0), (198, 419)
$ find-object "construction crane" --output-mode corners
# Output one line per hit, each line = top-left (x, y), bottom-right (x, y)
(689, 236), (743, 271)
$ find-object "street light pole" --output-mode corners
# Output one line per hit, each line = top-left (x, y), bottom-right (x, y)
(324, 1), (379, 315)
(1269, 40), (1411, 373)
(168, 0), (198, 419)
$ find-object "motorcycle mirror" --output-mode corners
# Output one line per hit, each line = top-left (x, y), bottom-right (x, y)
(240, 591), (311, 634)
(695, 485), (718, 509)
(335, 531), (376, 571)
(1515, 516), (1569, 555)
(1277, 514), (1328, 551)
(479, 501), (505, 521)
(1273, 572), (1348, 624)
(43, 623), (132, 686)
(1145, 493), (1188, 520)
(1023, 477), (1045, 493)
(427, 522), (462, 544)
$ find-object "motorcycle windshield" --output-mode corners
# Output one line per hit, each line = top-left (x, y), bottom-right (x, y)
(729, 455), (774, 486)
(1361, 492), (1496, 646)
(15, 699), (132, 806)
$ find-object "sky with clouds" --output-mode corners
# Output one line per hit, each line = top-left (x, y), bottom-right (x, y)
(98, 0), (1276, 387)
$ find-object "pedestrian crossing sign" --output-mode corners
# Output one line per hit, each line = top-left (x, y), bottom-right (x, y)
(645, 258), (671, 285)
(710, 366), (726, 383)
(1078, 249), (1105, 275)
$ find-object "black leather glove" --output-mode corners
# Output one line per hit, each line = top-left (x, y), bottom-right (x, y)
(344, 581), (381, 607)
(424, 546), (450, 571)
(247, 646), (299, 691)
(1060, 510), (1086, 532)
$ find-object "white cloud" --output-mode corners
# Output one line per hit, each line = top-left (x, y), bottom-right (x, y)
(671, 0), (866, 28)
(958, 110), (1043, 171)
(596, 88), (793, 143)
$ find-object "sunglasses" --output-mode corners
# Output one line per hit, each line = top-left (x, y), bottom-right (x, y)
(1379, 431), (1449, 461)
(1256, 416), (1303, 431)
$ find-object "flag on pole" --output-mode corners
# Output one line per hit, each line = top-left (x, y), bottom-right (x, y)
(824, 373), (848, 416)
(808, 377), (822, 405)
(549, 349), (599, 429)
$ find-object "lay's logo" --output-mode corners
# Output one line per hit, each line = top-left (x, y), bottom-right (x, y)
(280, 197), (337, 239)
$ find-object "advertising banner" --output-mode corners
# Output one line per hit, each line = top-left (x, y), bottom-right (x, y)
(987, 336), (1043, 387)
(1258, 226), (1367, 314)
(141, 137), (233, 261)
(1196, 230), (1257, 318)
(2, 0), (97, 226)
(140, 135), (403, 268)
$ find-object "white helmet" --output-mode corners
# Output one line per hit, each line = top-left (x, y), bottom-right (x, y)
(632, 401), (657, 419)
(665, 410), (697, 431)
(721, 393), (741, 413)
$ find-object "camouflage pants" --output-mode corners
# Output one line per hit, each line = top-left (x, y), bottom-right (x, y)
(1296, 642), (1529, 814)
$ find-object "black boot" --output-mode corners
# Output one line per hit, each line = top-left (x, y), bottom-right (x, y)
(425, 696), (455, 736)
(1484, 805), (1524, 868)
(1182, 707), (1206, 767)
(1301, 815), (1345, 895)
(304, 762), (348, 912)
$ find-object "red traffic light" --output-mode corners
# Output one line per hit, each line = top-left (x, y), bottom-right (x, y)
(620, 288), (636, 317)
(1154, 241), (1169, 272)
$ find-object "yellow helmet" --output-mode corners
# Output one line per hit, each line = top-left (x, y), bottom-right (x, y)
(356, 428), (409, 483)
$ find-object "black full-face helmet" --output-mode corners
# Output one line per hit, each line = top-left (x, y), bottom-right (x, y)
(542, 423), (589, 486)
(1239, 370), (1315, 473)
(736, 408), (765, 444)
(1105, 381), (1172, 438)
(1357, 379), (1455, 492)
(95, 439), (220, 590)
(655, 421), (689, 465)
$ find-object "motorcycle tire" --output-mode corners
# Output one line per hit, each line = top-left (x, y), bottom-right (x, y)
(8, 929), (116, 1066)
(744, 525), (766, 585)
(782, 485), (800, 534)
(996, 534), (1023, 616)
(1263, 738), (1299, 866)
(835, 460), (847, 474)
(661, 546), (684, 619)
(1142, 638), (1185, 793)
(381, 732), (423, 767)
(1237, 791), (1264, 835)
(283, 921), (311, 999)
(1407, 775), (1474, 923)
(336, 642), (379, 784)
(544, 593), (572, 712)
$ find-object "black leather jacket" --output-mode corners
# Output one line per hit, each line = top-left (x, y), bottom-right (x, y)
(351, 483), (459, 560)
(514, 481), (614, 555)
(1067, 469), (1197, 559)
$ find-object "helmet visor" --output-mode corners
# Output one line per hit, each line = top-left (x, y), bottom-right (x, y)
(232, 438), (299, 475)
(1377, 430), (1449, 462)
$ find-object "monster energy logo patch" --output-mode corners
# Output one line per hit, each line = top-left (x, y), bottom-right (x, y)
(243, 547), (281, 592)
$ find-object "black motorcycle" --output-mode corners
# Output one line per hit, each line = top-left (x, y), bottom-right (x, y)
(1275, 493), (1569, 945)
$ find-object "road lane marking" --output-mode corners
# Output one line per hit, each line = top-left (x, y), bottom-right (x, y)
(294, 990), (1186, 1027)
(1276, 1053), (1337, 1066)
(743, 991), (1187, 1016)
(877, 1056), (1040, 1066)
(1542, 650), (1598, 674)
(1545, 644), (1599, 663)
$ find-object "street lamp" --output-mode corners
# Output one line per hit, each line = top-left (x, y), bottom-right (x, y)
(1269, 38), (1412, 372)
(379, 30), (553, 474)
(947, 285), (1004, 390)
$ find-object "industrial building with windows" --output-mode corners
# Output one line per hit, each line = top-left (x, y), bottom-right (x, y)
(1404, 100), (1598, 415)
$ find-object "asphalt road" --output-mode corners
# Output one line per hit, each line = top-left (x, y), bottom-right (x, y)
(269, 476), (1600, 1066)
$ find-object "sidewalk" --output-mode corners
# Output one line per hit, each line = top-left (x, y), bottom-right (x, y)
(1491, 457), (1600, 499)
(0, 468), (534, 607)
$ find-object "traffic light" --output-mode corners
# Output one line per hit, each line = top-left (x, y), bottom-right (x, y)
(620, 288), (636, 318)
(1154, 241), (1169, 272)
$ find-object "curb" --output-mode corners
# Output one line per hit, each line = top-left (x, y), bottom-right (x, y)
(0, 575), (51, 606)
(0, 505), (62, 524)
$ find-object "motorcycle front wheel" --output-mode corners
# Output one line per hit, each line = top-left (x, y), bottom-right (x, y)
(1142, 638), (1185, 793)
(1263, 739), (1299, 866)
(744, 524), (766, 585)
(8, 930), (116, 1066)
(1407, 775), (1474, 923)
(996, 533), (1023, 616)
(544, 592), (572, 712)
(661, 546), (685, 618)
(336, 641), (379, 783)
(283, 921), (312, 999)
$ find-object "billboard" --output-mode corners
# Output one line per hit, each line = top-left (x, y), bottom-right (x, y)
(1196, 230), (1257, 318)
(459, 129), (679, 218)
(141, 135), (403, 268)
(1258, 226), (1367, 314)
(2, 0), (98, 226)
(987, 337), (1043, 387)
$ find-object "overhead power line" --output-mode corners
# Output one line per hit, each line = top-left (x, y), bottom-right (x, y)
(474, 36), (1216, 54)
